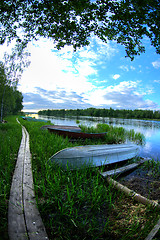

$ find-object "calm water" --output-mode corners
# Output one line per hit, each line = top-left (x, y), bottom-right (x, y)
(31, 114), (160, 160)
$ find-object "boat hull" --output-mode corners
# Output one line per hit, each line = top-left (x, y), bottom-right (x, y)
(50, 143), (140, 170)
(47, 125), (106, 139)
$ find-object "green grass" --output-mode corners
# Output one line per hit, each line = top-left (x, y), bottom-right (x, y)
(19, 119), (159, 240)
(140, 158), (160, 180)
(79, 123), (145, 145)
(0, 116), (22, 239)
(0, 117), (159, 239)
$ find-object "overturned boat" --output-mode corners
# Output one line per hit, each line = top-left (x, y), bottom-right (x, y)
(49, 143), (140, 170)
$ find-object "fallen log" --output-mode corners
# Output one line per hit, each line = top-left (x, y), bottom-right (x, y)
(106, 176), (160, 209)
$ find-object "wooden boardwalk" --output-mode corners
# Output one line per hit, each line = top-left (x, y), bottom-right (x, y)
(8, 119), (48, 240)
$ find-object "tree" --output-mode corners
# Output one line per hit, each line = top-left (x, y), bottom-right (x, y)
(0, 64), (23, 119)
(0, 0), (160, 60)
(0, 64), (23, 120)
(12, 90), (23, 114)
(0, 47), (29, 121)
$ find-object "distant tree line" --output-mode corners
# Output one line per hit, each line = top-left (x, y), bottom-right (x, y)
(38, 108), (160, 120)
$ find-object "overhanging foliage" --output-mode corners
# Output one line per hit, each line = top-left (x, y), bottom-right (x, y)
(0, 0), (160, 60)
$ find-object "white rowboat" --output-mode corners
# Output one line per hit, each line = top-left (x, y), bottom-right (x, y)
(49, 143), (140, 170)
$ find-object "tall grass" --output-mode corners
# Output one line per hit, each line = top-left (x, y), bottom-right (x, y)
(79, 123), (145, 144)
(19, 119), (159, 240)
(0, 116), (22, 239)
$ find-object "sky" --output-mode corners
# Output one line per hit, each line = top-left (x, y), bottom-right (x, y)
(2, 35), (160, 112)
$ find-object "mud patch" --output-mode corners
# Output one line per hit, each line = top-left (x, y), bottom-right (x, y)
(119, 167), (160, 203)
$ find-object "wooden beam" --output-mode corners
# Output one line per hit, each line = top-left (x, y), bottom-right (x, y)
(145, 218), (160, 240)
(100, 158), (150, 177)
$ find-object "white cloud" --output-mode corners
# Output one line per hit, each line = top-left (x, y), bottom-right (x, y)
(1, 35), (158, 112)
(95, 39), (118, 59)
(152, 60), (160, 69)
(119, 65), (136, 71)
(86, 81), (158, 110)
(130, 66), (136, 70)
(113, 74), (120, 80)
(154, 80), (160, 84)
(19, 36), (118, 110)
(119, 65), (129, 71)
(75, 59), (97, 76)
(18, 39), (97, 95)
(146, 89), (154, 95)
(18, 36), (118, 100)
(78, 46), (98, 60)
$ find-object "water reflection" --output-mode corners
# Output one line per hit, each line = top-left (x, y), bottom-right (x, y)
(30, 114), (160, 160)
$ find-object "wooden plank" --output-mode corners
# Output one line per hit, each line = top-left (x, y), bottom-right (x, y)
(23, 128), (48, 240)
(100, 158), (150, 177)
(145, 218), (160, 240)
(8, 120), (48, 240)
(8, 127), (28, 240)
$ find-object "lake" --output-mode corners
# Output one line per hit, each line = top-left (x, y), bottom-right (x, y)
(31, 114), (160, 161)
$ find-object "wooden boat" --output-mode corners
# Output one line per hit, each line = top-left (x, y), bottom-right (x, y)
(45, 125), (107, 139)
(49, 143), (140, 170)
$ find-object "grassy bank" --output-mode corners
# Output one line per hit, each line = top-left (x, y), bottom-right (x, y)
(79, 123), (145, 145)
(18, 118), (159, 240)
(0, 116), (22, 239)
(1, 117), (159, 239)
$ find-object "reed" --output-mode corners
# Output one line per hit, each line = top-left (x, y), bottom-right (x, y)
(142, 158), (160, 178)
(79, 123), (145, 144)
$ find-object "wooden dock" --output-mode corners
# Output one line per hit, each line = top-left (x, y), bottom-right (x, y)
(8, 119), (48, 240)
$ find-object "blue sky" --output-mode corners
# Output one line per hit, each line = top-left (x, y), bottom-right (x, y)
(3, 35), (160, 112)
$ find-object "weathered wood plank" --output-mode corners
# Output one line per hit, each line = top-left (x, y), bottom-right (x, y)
(8, 120), (48, 240)
(145, 217), (160, 240)
(23, 128), (48, 240)
(100, 158), (150, 177)
(8, 127), (28, 240)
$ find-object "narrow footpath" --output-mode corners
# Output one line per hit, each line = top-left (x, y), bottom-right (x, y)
(8, 119), (48, 240)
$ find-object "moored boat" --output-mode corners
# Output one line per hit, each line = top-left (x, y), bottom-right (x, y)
(44, 125), (107, 139)
(49, 143), (140, 170)
(22, 116), (48, 123)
